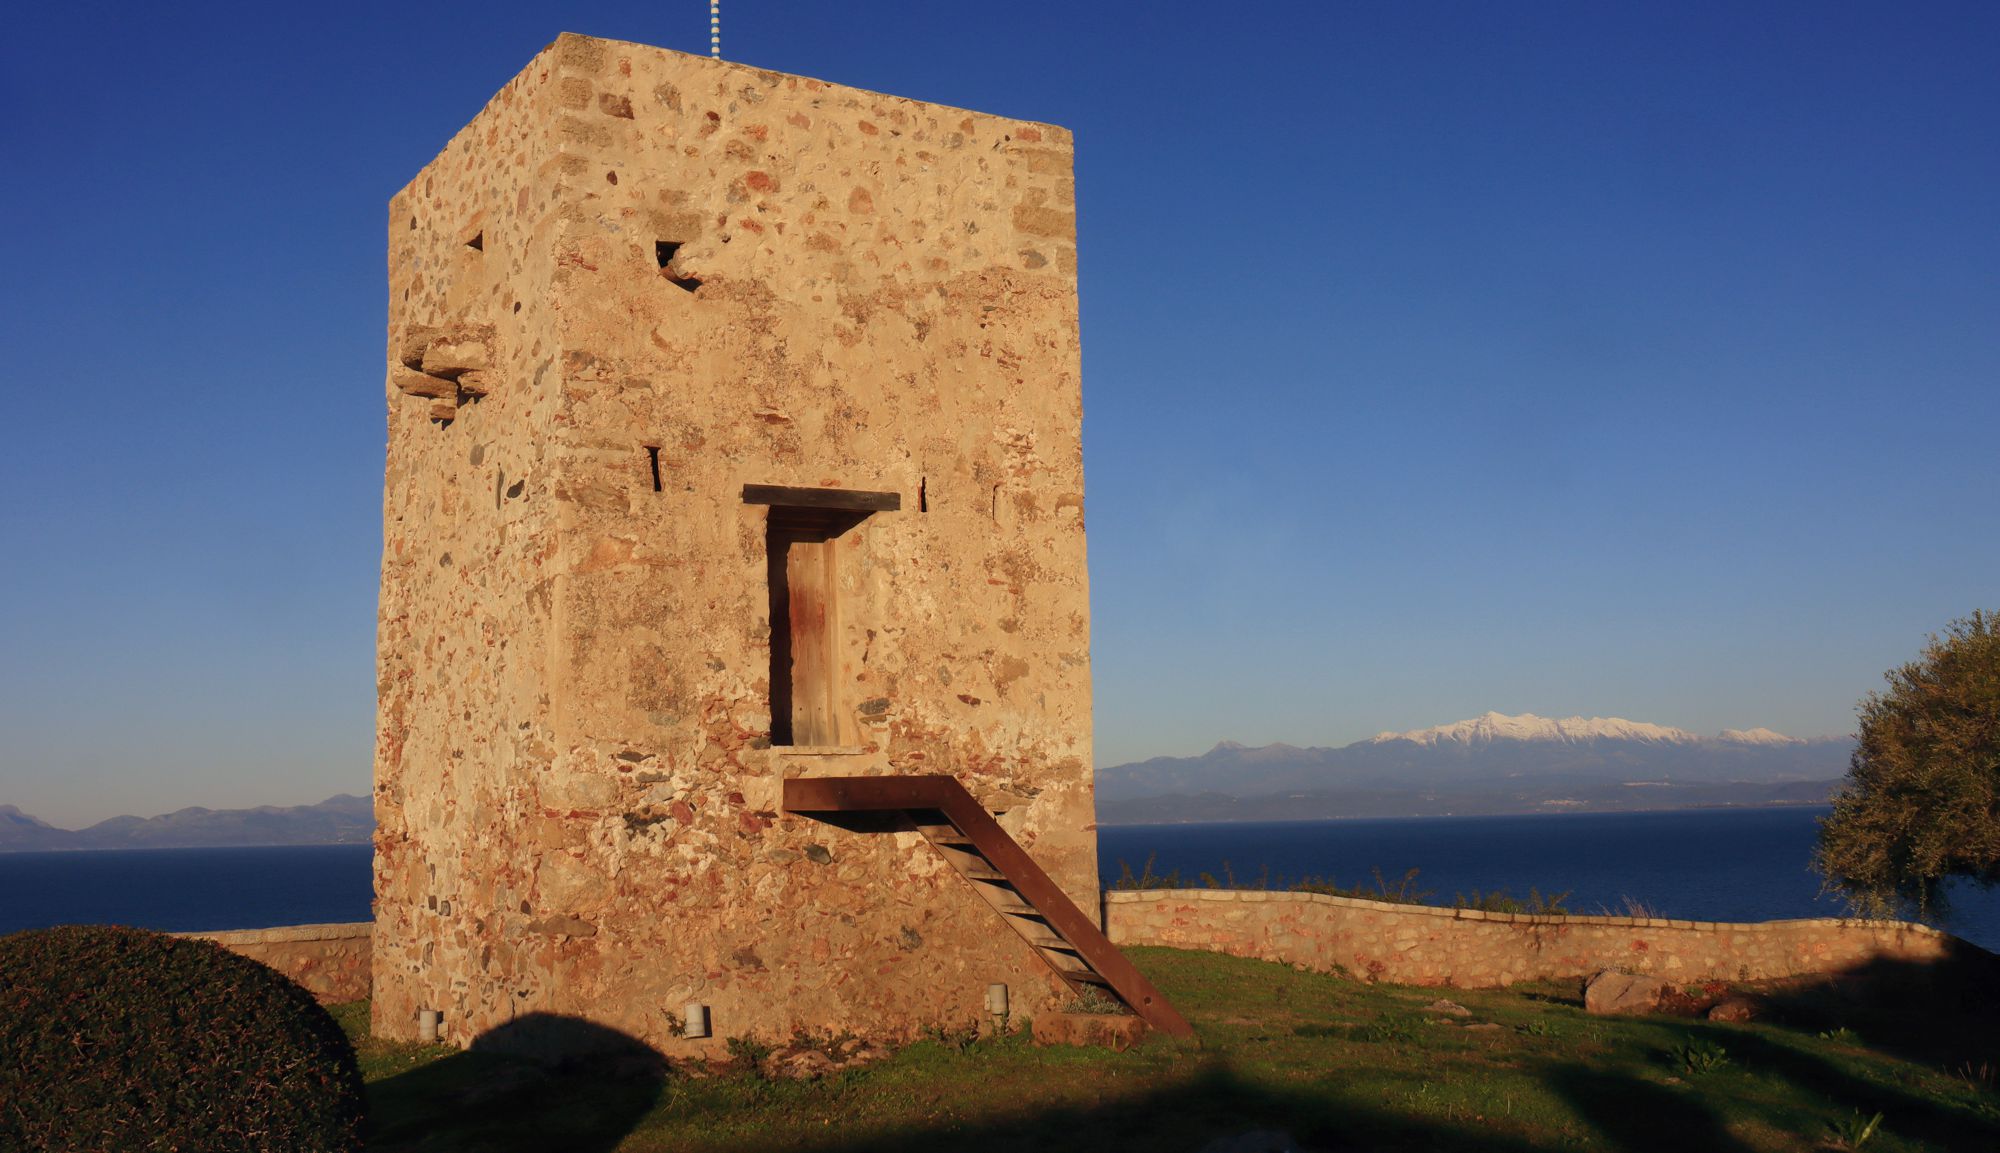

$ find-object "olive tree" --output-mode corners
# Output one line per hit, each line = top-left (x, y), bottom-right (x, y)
(1816, 611), (2000, 916)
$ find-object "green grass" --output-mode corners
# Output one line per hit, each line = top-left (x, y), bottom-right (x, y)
(336, 948), (2000, 1152)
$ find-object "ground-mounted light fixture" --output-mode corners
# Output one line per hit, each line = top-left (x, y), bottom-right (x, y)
(683, 1002), (712, 1039)
(985, 983), (1009, 1031)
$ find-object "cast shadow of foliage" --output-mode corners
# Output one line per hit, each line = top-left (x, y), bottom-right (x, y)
(1756, 943), (2000, 1070)
(750, 1059), (1727, 1153)
(1546, 1063), (1755, 1153)
(1715, 1029), (2000, 1153)
(366, 1012), (668, 1153)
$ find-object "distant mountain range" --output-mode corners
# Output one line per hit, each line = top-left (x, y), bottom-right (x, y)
(0, 795), (372, 852)
(2, 711), (1854, 842)
(1098, 712), (1853, 824)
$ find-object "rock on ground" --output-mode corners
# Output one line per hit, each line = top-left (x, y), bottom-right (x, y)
(1585, 970), (1673, 1015)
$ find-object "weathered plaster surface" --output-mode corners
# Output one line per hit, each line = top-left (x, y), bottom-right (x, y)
(375, 33), (1094, 1053)
(1105, 889), (1963, 986)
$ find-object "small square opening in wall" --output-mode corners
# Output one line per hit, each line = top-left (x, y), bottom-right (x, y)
(656, 241), (701, 292)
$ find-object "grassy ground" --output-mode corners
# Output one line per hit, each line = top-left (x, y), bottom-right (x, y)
(334, 947), (2000, 1152)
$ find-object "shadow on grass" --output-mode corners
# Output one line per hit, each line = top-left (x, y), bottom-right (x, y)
(762, 1060), (1554, 1153)
(358, 941), (2000, 1153)
(367, 1013), (667, 1153)
(1714, 1030), (2000, 1151)
(1755, 942), (2000, 1072)
(1548, 1063), (1754, 1153)
(366, 1035), (1691, 1153)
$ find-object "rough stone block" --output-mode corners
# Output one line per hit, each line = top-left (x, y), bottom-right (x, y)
(393, 367), (457, 400)
(397, 323), (438, 369)
(420, 324), (496, 379)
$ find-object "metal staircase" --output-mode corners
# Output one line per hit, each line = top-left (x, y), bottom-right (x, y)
(783, 775), (1195, 1039)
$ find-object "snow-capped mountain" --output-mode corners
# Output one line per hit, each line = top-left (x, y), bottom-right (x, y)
(1370, 712), (1700, 747)
(1097, 712), (1849, 806)
(1717, 727), (1805, 746)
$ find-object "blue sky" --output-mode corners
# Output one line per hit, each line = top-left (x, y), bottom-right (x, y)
(2, 2), (1994, 826)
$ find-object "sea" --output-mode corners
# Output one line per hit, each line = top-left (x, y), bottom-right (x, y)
(4, 807), (1997, 951)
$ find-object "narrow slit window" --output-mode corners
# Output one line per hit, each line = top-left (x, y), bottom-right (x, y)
(645, 446), (663, 492)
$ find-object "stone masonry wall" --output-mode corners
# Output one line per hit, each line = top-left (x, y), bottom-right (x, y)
(377, 34), (1096, 1054)
(374, 30), (574, 1050)
(1104, 889), (1958, 987)
(181, 923), (372, 1004)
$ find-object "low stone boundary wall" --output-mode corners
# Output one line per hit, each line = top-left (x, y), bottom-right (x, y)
(179, 922), (372, 1004)
(1104, 889), (1961, 987)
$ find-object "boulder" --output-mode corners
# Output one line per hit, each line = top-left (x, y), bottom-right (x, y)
(1584, 970), (1672, 1015)
(1707, 997), (1760, 1023)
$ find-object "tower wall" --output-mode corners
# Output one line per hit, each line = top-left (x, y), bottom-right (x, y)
(375, 34), (1095, 1052)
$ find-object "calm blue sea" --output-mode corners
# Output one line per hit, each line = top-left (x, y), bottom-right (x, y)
(1101, 806), (2000, 952)
(0, 845), (375, 935)
(4, 809), (1996, 951)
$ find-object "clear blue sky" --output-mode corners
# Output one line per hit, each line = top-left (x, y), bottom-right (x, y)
(2, 2), (1994, 827)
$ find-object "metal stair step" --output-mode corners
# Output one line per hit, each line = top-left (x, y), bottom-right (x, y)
(961, 866), (1010, 882)
(1060, 968), (1111, 986)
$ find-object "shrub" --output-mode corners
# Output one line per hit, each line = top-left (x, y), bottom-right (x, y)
(1452, 886), (1571, 915)
(0, 924), (365, 1152)
(1291, 867), (1435, 907)
(1111, 853), (1183, 890)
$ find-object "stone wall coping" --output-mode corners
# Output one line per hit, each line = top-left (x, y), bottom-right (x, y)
(1103, 888), (1943, 937)
(176, 922), (374, 946)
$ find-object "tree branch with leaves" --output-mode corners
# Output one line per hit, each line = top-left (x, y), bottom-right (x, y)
(1816, 611), (2000, 917)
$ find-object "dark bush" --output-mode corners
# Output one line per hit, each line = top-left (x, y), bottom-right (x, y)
(0, 924), (365, 1152)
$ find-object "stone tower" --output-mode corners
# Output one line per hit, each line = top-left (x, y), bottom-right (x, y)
(373, 33), (1096, 1050)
